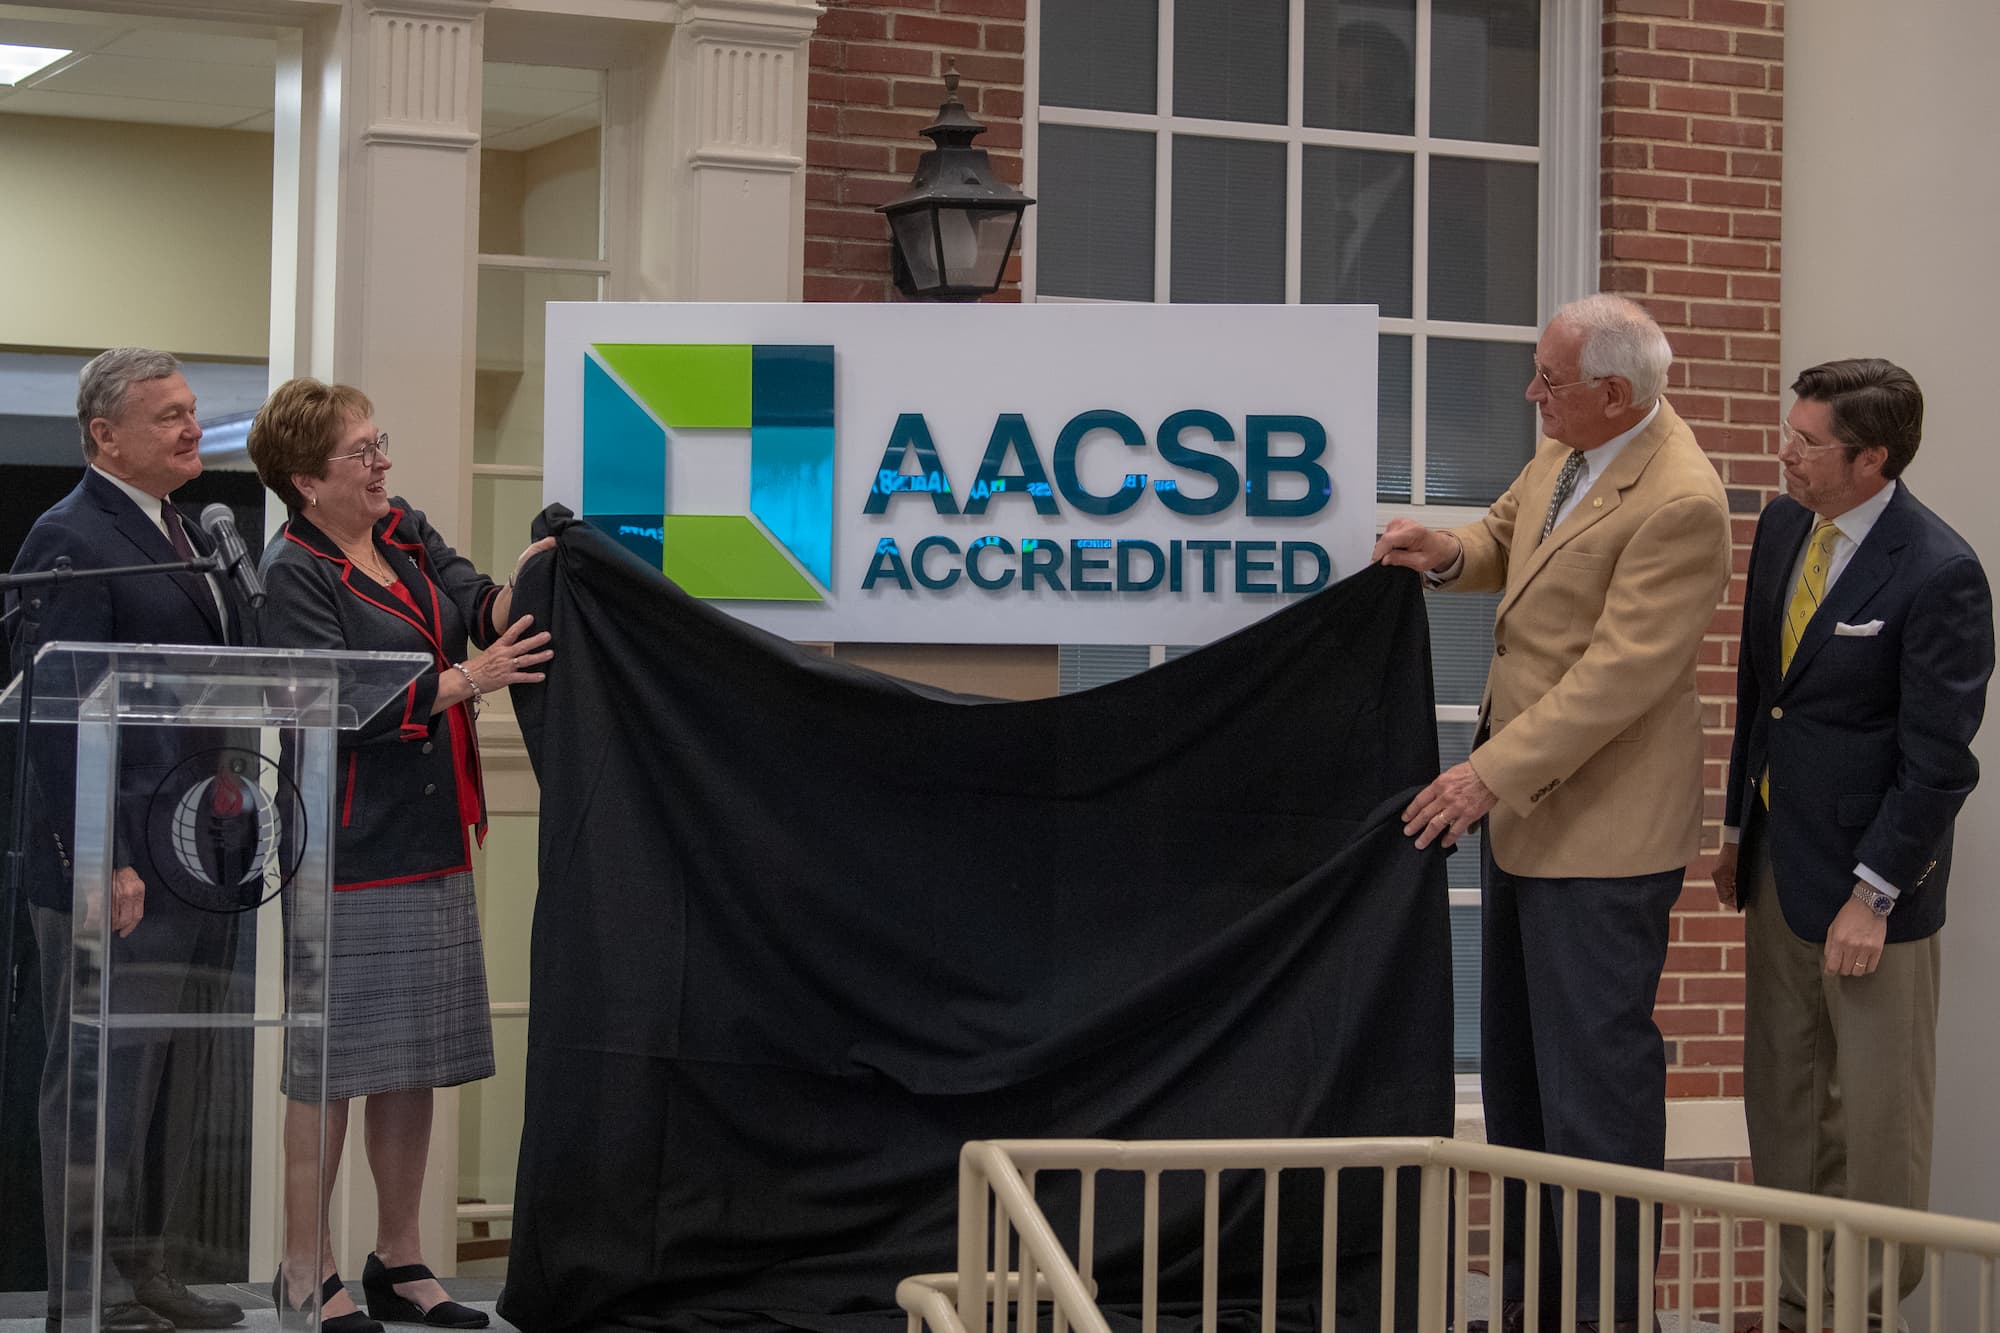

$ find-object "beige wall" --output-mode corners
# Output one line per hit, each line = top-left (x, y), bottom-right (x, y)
(0, 114), (272, 358)
(1781, 0), (2000, 1277)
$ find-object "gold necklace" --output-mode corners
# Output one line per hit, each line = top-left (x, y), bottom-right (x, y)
(343, 545), (397, 585)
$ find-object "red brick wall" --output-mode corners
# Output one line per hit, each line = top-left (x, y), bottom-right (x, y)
(805, 0), (1027, 303)
(1600, 0), (1785, 1105)
(1599, 0), (1785, 1310)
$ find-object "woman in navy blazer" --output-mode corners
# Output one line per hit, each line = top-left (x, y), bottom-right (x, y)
(248, 378), (552, 1333)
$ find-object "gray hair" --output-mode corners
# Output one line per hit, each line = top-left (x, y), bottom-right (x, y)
(77, 347), (183, 460)
(1555, 294), (1672, 408)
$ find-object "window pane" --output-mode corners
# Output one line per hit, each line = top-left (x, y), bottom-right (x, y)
(1449, 902), (1481, 1072)
(1377, 334), (1412, 502)
(1170, 136), (1285, 304)
(479, 63), (604, 261)
(1431, 0), (1540, 146)
(475, 267), (601, 467)
(1440, 720), (1483, 1073)
(1427, 157), (1538, 326)
(1057, 645), (1152, 694)
(1438, 720), (1485, 895)
(1038, 124), (1157, 302)
(1426, 338), (1535, 505)
(1041, 0), (1157, 113)
(1428, 591), (1499, 707)
(1301, 146), (1413, 316)
(1174, 0), (1287, 125)
(1303, 0), (1417, 134)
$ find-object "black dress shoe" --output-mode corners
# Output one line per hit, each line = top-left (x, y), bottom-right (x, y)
(361, 1253), (489, 1329)
(273, 1268), (385, 1333)
(45, 1302), (175, 1333)
(133, 1272), (244, 1328)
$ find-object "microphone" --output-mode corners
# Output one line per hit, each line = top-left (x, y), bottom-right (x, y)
(199, 504), (268, 609)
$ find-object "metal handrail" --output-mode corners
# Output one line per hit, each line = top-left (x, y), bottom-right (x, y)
(900, 1137), (2000, 1333)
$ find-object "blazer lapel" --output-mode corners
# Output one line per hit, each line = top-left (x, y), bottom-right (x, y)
(1493, 404), (1677, 627)
(1780, 487), (1910, 688)
(1753, 500), (1812, 687)
(85, 472), (224, 640)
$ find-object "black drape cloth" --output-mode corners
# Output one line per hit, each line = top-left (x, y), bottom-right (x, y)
(503, 509), (1455, 1333)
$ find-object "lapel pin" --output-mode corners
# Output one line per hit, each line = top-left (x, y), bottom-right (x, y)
(1592, 497), (1604, 508)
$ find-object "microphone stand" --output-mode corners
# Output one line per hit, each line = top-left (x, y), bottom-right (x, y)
(0, 552), (224, 1151)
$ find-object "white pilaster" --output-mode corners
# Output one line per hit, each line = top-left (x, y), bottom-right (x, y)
(334, 0), (489, 546)
(324, 0), (490, 1281)
(630, 0), (820, 300)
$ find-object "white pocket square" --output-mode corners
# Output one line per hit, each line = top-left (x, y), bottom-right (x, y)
(1834, 619), (1885, 637)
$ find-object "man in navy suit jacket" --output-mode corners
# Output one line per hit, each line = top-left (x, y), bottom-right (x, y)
(1715, 358), (1994, 1331)
(6, 349), (249, 1333)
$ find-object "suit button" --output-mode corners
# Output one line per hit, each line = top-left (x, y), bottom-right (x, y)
(1771, 706), (1783, 720)
(421, 741), (435, 755)
(423, 783), (437, 796)
(1495, 643), (1508, 656)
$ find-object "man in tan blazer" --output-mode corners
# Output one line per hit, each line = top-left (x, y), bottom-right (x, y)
(1374, 295), (1731, 1333)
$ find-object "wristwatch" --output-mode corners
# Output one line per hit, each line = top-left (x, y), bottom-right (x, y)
(1852, 882), (1896, 917)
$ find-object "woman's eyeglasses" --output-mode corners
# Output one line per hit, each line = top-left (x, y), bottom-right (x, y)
(328, 433), (390, 467)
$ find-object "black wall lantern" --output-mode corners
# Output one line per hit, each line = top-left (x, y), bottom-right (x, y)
(877, 67), (1035, 301)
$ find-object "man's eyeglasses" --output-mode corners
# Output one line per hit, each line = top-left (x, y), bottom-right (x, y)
(1778, 423), (1850, 456)
(328, 433), (390, 468)
(1534, 366), (1599, 394)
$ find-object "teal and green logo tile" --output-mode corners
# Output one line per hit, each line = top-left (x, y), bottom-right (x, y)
(582, 343), (834, 600)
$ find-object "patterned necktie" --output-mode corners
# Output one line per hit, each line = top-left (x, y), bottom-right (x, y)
(163, 504), (197, 562)
(1762, 519), (1840, 808)
(1780, 519), (1839, 677)
(1540, 449), (1586, 541)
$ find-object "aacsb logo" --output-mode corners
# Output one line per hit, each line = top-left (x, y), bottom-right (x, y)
(581, 343), (834, 601)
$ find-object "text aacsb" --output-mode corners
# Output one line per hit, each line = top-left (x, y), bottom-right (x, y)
(861, 409), (1335, 518)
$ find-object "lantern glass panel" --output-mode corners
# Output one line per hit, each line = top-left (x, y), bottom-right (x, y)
(935, 207), (1021, 289)
(892, 211), (942, 290)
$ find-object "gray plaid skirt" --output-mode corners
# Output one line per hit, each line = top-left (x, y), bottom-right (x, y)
(284, 869), (496, 1102)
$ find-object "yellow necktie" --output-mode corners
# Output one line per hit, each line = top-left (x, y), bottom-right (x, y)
(1762, 519), (1839, 807)
(1781, 520), (1839, 676)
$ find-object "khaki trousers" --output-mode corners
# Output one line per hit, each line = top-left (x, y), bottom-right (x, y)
(1742, 844), (1939, 1330)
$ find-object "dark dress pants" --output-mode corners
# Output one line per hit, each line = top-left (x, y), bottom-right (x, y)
(1480, 844), (1683, 1325)
(33, 898), (236, 1313)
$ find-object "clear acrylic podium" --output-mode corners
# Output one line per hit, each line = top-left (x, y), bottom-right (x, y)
(1, 642), (429, 1333)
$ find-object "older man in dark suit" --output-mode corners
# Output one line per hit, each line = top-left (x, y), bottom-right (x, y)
(1714, 358), (1994, 1332)
(7, 349), (250, 1333)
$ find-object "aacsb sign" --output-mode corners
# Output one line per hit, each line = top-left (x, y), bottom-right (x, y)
(543, 302), (1377, 646)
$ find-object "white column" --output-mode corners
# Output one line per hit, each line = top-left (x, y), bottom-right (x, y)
(623, 0), (819, 300)
(322, 0), (491, 1281)
(332, 0), (489, 545)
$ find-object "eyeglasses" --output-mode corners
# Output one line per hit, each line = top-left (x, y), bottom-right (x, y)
(1534, 365), (1600, 394)
(1778, 423), (1850, 456)
(328, 433), (390, 467)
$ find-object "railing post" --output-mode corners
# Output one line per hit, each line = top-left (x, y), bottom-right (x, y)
(1417, 1161), (1449, 1333)
(960, 1147), (990, 1333)
(1832, 1224), (1866, 1333)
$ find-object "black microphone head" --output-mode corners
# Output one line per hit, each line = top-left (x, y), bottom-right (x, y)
(199, 503), (237, 535)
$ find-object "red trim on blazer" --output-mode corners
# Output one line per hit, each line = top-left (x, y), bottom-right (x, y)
(341, 752), (358, 827)
(334, 856), (472, 892)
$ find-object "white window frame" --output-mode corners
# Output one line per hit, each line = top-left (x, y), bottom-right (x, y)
(1025, 0), (1598, 1096)
(1021, 0), (1599, 544)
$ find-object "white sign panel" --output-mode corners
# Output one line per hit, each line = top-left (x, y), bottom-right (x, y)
(543, 302), (1376, 645)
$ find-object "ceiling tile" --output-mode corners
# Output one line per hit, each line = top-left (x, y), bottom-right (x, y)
(35, 51), (272, 108)
(0, 87), (252, 128)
